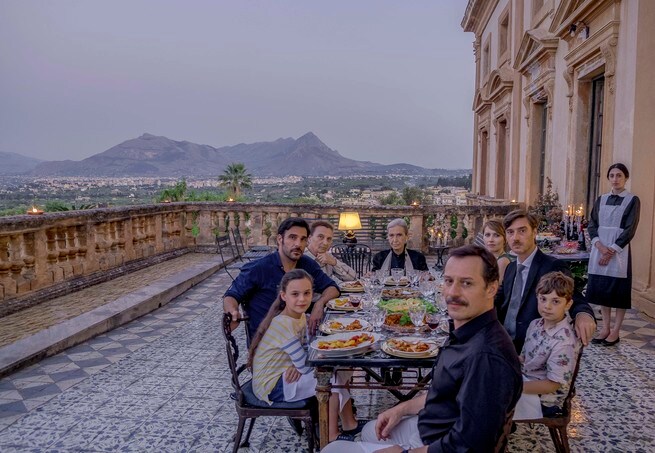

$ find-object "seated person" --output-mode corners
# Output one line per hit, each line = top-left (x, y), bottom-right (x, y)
(249, 269), (362, 442)
(305, 220), (357, 285)
(371, 218), (428, 275)
(223, 217), (339, 338)
(323, 245), (522, 452)
(514, 271), (582, 420)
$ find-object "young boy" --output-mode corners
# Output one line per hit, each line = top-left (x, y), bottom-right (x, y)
(514, 271), (582, 420)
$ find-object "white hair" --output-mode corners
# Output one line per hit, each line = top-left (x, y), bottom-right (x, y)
(387, 218), (408, 234)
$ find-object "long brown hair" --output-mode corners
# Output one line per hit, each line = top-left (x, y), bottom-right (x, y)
(247, 269), (314, 368)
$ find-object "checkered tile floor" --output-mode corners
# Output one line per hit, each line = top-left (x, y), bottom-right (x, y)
(0, 266), (653, 452)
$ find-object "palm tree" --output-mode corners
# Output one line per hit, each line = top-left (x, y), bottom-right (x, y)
(218, 163), (252, 198)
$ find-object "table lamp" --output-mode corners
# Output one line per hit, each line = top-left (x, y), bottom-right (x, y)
(338, 212), (362, 246)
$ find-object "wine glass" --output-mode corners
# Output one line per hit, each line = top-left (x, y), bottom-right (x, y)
(391, 268), (404, 286)
(434, 293), (447, 314)
(349, 296), (361, 310)
(369, 307), (386, 332)
(425, 312), (442, 337)
(361, 294), (374, 313)
(408, 305), (426, 335)
(419, 279), (435, 301)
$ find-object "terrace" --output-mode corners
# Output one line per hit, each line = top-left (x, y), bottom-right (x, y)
(0, 202), (653, 451)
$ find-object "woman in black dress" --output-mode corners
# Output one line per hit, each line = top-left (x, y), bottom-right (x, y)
(588, 163), (640, 346)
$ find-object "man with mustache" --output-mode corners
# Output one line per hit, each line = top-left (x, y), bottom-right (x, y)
(495, 209), (596, 352)
(323, 245), (522, 452)
(224, 217), (340, 339)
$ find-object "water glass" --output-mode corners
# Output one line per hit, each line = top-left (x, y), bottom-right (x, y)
(361, 294), (374, 312)
(369, 307), (386, 332)
(408, 305), (426, 334)
(419, 280), (435, 301)
(406, 269), (419, 287)
(391, 268), (404, 286)
(434, 293), (447, 314)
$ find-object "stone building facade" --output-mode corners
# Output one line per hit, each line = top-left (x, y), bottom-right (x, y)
(462, 0), (655, 315)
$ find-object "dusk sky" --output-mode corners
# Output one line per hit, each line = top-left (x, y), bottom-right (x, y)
(0, 1), (475, 169)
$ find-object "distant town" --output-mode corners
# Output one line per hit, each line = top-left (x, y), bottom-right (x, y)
(0, 173), (472, 216)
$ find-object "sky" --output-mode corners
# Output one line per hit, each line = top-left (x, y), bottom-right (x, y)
(0, 0), (476, 169)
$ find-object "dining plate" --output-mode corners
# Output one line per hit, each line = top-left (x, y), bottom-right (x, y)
(340, 281), (365, 293)
(384, 277), (410, 287)
(319, 317), (371, 334)
(382, 337), (440, 358)
(326, 297), (361, 312)
(381, 288), (422, 300)
(310, 332), (381, 356)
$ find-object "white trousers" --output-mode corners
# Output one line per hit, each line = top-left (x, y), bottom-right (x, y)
(284, 370), (353, 412)
(513, 392), (543, 420)
(321, 416), (423, 453)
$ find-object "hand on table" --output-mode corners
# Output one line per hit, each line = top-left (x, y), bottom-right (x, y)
(308, 304), (324, 336)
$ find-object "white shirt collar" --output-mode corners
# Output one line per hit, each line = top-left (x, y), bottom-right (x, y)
(517, 245), (539, 269)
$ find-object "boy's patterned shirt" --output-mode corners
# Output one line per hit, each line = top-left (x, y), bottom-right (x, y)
(520, 315), (581, 408)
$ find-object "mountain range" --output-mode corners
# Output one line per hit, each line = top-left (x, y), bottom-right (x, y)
(4, 132), (466, 177)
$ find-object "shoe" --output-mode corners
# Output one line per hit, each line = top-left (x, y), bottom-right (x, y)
(341, 419), (368, 437)
(287, 417), (303, 435)
(602, 337), (620, 346)
(334, 432), (356, 442)
(591, 335), (608, 344)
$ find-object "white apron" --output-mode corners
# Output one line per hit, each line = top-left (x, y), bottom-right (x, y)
(588, 193), (633, 278)
(379, 249), (415, 275)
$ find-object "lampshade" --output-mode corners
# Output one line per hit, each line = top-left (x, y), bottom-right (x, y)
(338, 212), (362, 231)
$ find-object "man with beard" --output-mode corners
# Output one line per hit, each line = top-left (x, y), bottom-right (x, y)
(323, 245), (522, 452)
(223, 217), (340, 339)
(495, 210), (596, 352)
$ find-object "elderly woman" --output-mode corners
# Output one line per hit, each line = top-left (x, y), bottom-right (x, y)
(371, 218), (428, 274)
(588, 163), (640, 346)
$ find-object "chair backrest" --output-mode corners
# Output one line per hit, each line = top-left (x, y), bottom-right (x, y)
(217, 234), (234, 261)
(560, 347), (584, 419)
(223, 312), (249, 404)
(332, 244), (371, 278)
(494, 409), (515, 453)
(473, 232), (485, 248)
(231, 228), (246, 259)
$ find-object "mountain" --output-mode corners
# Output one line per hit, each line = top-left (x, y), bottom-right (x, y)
(28, 132), (464, 177)
(1, 151), (44, 175)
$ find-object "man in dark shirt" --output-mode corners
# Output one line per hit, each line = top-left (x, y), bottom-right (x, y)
(223, 217), (339, 338)
(323, 245), (522, 452)
(371, 218), (428, 275)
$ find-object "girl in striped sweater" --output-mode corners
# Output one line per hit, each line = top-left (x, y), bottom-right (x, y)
(249, 269), (361, 442)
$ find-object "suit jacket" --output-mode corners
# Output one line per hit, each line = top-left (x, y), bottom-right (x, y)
(495, 248), (594, 352)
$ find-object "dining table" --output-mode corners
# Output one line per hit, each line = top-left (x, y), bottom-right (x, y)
(307, 308), (445, 449)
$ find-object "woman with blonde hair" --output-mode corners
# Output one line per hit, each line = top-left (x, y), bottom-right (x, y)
(482, 219), (512, 281)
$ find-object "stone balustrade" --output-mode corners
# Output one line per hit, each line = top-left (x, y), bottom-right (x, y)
(0, 201), (516, 309)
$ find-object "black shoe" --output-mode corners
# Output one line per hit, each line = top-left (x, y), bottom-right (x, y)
(602, 337), (620, 346)
(591, 336), (608, 344)
(287, 417), (304, 436)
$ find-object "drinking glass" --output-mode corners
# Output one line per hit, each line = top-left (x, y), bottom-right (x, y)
(419, 280), (435, 301)
(391, 268), (404, 286)
(406, 269), (419, 287)
(434, 293), (447, 314)
(409, 305), (426, 334)
(425, 312), (442, 337)
(369, 307), (386, 332)
(361, 294), (374, 313)
(349, 296), (361, 309)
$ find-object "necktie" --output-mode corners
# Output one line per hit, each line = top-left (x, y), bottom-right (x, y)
(504, 264), (525, 339)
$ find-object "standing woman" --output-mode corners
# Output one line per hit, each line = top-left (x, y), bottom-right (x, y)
(588, 163), (640, 346)
(482, 219), (512, 282)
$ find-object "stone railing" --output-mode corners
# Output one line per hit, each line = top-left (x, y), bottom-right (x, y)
(0, 201), (517, 309)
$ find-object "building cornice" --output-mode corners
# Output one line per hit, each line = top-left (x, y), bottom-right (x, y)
(461, 0), (500, 34)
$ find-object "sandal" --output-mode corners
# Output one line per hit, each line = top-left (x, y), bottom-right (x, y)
(341, 419), (368, 436)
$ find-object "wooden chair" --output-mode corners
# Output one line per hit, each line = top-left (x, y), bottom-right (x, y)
(494, 409), (515, 453)
(515, 348), (584, 453)
(222, 313), (317, 453)
(216, 234), (244, 281)
(331, 244), (372, 278)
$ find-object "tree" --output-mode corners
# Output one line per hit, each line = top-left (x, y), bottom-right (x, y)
(402, 186), (424, 205)
(157, 178), (187, 202)
(218, 163), (252, 198)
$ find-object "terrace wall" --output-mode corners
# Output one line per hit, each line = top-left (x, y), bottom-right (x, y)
(0, 201), (515, 313)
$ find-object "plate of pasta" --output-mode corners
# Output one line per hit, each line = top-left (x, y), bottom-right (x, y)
(310, 332), (381, 356)
(319, 317), (371, 334)
(382, 337), (440, 358)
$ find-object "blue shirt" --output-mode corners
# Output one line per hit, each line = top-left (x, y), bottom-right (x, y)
(224, 251), (339, 338)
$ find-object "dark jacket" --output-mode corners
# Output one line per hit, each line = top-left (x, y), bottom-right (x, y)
(495, 248), (594, 352)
